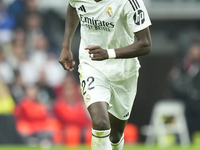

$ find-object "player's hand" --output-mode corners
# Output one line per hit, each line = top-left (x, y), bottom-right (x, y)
(59, 48), (75, 71)
(85, 45), (108, 61)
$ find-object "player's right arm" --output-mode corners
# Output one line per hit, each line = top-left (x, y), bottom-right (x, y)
(59, 3), (79, 71)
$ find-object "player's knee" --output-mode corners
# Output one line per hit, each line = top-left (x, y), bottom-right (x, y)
(110, 131), (123, 143)
(92, 117), (110, 130)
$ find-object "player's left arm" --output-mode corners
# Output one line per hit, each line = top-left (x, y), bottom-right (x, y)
(85, 27), (151, 60)
(115, 26), (152, 58)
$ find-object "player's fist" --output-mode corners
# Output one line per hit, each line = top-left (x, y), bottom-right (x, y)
(85, 45), (108, 61)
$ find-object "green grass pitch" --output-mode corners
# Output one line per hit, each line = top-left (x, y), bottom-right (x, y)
(0, 144), (199, 150)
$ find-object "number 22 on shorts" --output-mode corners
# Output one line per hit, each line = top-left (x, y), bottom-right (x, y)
(81, 76), (95, 95)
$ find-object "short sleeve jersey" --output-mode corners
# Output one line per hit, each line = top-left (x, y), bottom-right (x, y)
(70, 0), (151, 81)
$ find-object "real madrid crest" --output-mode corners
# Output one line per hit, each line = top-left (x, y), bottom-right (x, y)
(86, 93), (91, 102)
(106, 7), (113, 18)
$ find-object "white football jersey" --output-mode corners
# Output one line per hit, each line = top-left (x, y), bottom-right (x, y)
(70, 0), (151, 81)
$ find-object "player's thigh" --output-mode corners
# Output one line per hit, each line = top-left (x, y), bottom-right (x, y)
(79, 72), (111, 130)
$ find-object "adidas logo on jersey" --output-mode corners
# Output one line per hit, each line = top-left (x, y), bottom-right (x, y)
(78, 5), (86, 12)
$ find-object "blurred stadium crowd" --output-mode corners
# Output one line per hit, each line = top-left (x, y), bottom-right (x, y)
(0, 0), (89, 146)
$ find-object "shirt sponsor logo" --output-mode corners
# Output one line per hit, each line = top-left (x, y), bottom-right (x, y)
(106, 7), (113, 18)
(79, 14), (114, 32)
(133, 9), (145, 25)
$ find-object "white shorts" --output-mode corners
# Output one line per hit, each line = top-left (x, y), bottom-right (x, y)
(78, 63), (139, 120)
